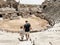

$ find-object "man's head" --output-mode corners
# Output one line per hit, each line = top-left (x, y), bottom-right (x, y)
(25, 20), (28, 23)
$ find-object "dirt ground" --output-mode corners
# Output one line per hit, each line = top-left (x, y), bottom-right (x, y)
(0, 15), (49, 32)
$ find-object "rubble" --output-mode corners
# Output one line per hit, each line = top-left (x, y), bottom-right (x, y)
(20, 4), (55, 26)
(0, 7), (18, 20)
(41, 0), (60, 23)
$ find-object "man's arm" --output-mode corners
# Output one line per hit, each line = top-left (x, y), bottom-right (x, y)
(29, 24), (32, 30)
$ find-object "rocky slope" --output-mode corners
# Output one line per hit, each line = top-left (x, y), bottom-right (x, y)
(42, 0), (60, 23)
(19, 4), (55, 26)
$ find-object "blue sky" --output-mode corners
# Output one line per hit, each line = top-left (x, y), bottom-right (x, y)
(16, 0), (45, 5)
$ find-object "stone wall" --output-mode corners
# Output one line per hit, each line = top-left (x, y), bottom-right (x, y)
(0, 0), (6, 8)
(19, 4), (42, 17)
(0, 0), (19, 20)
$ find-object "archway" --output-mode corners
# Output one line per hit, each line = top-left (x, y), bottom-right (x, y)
(0, 14), (3, 17)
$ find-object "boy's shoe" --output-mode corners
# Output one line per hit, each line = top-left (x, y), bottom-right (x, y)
(18, 38), (23, 41)
(18, 38), (20, 41)
(30, 38), (32, 41)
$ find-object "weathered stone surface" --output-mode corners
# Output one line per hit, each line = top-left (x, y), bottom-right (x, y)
(19, 4), (42, 18)
(41, 0), (60, 24)
(0, 0), (6, 7)
(0, 0), (19, 20)
(0, 7), (18, 19)
(6, 0), (19, 10)
(19, 4), (55, 26)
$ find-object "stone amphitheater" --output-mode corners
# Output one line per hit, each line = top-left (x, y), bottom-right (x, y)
(0, 0), (60, 45)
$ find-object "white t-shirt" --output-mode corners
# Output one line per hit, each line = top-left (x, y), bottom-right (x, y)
(20, 29), (25, 36)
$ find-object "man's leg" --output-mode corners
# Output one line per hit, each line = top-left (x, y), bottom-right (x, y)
(27, 32), (31, 41)
(27, 32), (29, 39)
(26, 32), (30, 40)
(25, 32), (28, 40)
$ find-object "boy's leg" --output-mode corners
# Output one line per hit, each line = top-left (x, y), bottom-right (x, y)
(21, 36), (24, 40)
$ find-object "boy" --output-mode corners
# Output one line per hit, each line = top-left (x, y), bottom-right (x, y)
(19, 26), (25, 41)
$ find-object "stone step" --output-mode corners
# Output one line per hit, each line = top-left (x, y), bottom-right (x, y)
(18, 41), (32, 45)
(0, 40), (19, 45)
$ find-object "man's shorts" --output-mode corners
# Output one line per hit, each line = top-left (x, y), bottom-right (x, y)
(25, 32), (30, 35)
(25, 29), (30, 32)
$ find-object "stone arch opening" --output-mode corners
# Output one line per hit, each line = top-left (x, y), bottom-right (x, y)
(0, 14), (3, 17)
(0, 5), (1, 8)
(53, 0), (56, 2)
(29, 12), (32, 15)
(43, 5), (47, 9)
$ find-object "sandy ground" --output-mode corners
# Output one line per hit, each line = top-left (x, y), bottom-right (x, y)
(0, 15), (49, 32)
(0, 23), (60, 45)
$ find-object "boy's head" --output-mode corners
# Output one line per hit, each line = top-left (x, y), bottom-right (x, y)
(20, 26), (23, 29)
(25, 20), (28, 23)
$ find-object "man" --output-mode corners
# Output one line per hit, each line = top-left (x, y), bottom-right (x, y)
(24, 21), (31, 40)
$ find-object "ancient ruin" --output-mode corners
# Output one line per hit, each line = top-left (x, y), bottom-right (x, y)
(0, 0), (50, 32)
(0, 0), (19, 20)
(0, 0), (60, 45)
(0, 0), (58, 32)
(42, 0), (60, 24)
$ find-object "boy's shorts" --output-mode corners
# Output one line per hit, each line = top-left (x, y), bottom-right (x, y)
(20, 33), (25, 36)
(20, 30), (25, 36)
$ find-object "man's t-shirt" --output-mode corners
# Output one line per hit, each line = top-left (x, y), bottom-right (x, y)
(24, 23), (31, 32)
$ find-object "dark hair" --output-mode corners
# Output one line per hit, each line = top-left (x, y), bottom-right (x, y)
(20, 26), (23, 29)
(25, 20), (28, 23)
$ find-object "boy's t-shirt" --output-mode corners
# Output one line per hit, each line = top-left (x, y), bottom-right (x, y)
(20, 29), (25, 36)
